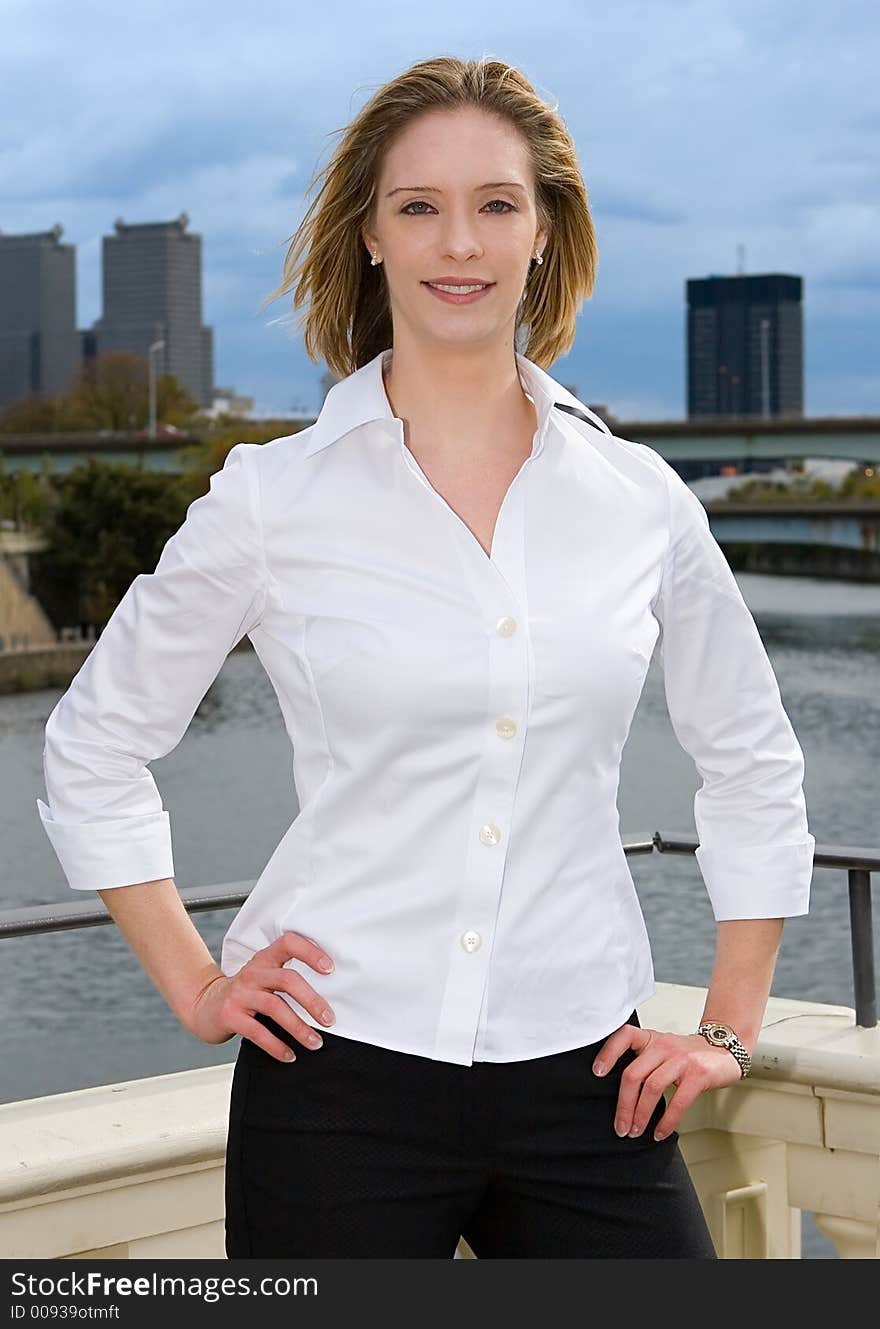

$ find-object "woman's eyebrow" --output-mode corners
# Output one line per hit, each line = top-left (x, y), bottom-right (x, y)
(385, 181), (527, 197)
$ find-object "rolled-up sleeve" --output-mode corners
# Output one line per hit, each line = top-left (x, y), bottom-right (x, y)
(36, 443), (268, 892)
(649, 453), (815, 921)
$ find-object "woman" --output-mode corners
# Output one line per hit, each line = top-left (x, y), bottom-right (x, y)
(37, 56), (815, 1259)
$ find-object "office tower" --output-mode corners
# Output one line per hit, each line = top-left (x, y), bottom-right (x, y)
(0, 225), (79, 407)
(686, 273), (803, 419)
(94, 213), (214, 408)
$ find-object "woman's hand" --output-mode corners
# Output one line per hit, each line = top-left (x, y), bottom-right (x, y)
(592, 1025), (744, 1141)
(186, 932), (337, 1062)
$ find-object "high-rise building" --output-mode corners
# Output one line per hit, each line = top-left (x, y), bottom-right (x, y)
(0, 225), (79, 407)
(686, 273), (803, 419)
(94, 213), (214, 408)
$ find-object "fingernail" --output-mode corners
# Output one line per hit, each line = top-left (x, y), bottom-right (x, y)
(615, 1120), (627, 1136)
(593, 1061), (606, 1076)
(307, 1032), (323, 1048)
(284, 1050), (296, 1062)
(321, 1008), (335, 1024)
(319, 958), (334, 972)
(654, 1130), (667, 1141)
(629, 1125), (642, 1137)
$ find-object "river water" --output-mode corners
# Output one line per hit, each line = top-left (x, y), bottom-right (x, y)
(3, 570), (879, 1259)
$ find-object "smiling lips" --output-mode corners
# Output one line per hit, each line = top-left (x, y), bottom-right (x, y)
(422, 280), (495, 303)
(426, 280), (492, 292)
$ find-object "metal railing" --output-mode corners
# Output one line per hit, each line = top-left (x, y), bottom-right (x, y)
(2, 832), (876, 1028)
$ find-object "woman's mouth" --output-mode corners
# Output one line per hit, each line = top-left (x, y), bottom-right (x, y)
(422, 281), (495, 304)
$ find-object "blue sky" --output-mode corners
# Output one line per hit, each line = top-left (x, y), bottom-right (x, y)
(3, 0), (878, 418)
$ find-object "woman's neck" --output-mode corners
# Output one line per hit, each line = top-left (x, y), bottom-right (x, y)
(382, 341), (536, 460)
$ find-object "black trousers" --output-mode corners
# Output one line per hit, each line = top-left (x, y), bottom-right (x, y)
(224, 1008), (717, 1259)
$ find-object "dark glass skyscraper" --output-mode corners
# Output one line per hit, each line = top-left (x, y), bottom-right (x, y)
(686, 273), (803, 419)
(0, 225), (79, 406)
(94, 213), (214, 408)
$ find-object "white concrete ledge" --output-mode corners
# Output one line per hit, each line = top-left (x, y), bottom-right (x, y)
(0, 1064), (233, 1206)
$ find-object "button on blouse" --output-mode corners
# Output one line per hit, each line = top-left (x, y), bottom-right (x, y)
(36, 347), (815, 1066)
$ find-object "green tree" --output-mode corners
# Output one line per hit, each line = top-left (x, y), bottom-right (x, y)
(0, 394), (62, 433)
(33, 460), (190, 631)
(0, 352), (200, 434)
(0, 456), (54, 528)
(60, 352), (200, 431)
(839, 464), (880, 499)
(175, 423), (297, 496)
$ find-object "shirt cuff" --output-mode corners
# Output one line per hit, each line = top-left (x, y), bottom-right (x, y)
(36, 798), (175, 892)
(695, 833), (815, 921)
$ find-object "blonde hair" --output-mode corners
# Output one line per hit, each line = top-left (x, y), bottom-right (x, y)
(262, 55), (598, 379)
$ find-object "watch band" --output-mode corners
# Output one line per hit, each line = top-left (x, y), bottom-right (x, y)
(697, 1021), (752, 1079)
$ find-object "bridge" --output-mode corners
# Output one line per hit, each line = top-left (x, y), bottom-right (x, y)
(707, 500), (880, 554)
(627, 416), (880, 478)
(2, 415), (880, 477)
(694, 499), (880, 581)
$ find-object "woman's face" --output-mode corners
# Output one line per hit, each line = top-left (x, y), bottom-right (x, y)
(363, 104), (548, 354)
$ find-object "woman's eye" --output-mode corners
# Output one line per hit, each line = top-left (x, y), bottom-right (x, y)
(400, 199), (515, 215)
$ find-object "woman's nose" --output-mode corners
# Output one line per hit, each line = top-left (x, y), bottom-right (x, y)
(438, 217), (483, 261)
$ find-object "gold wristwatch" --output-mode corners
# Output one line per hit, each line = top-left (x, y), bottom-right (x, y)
(697, 1021), (752, 1078)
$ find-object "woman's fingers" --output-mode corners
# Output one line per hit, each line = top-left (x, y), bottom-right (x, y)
(249, 989), (328, 1058)
(615, 1054), (689, 1137)
(592, 1023), (640, 1076)
(274, 968), (336, 1031)
(218, 930), (341, 1062)
(613, 1048), (670, 1135)
(235, 1008), (300, 1063)
(653, 1074), (705, 1140)
(274, 930), (335, 975)
(267, 933), (337, 1030)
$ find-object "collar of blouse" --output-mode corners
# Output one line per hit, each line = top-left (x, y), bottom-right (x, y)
(302, 347), (608, 460)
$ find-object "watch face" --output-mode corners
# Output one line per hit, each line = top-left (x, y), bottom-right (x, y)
(706, 1024), (734, 1043)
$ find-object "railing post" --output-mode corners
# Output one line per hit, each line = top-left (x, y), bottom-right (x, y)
(848, 868), (877, 1028)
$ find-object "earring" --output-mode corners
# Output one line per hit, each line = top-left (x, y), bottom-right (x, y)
(370, 253), (382, 266)
(533, 252), (544, 265)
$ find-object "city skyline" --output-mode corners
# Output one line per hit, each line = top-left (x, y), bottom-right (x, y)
(0, 217), (215, 413)
(3, 0), (877, 418)
(0, 215), (809, 425)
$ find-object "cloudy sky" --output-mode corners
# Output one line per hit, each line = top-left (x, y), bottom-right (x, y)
(4, 0), (877, 418)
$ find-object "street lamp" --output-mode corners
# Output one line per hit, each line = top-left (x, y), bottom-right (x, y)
(148, 339), (166, 439)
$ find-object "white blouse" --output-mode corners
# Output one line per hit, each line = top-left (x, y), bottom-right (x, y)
(37, 347), (815, 1066)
